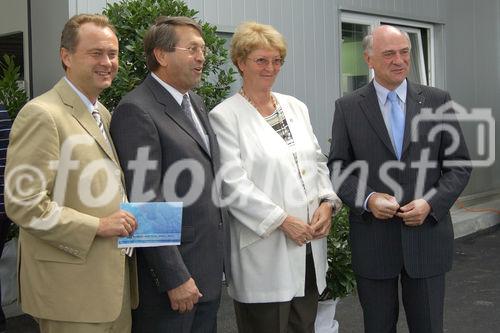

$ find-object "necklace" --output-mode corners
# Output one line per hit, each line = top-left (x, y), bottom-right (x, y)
(239, 88), (277, 114)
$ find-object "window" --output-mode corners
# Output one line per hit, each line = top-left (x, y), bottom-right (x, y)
(340, 13), (434, 95)
(341, 22), (370, 95)
(0, 32), (24, 80)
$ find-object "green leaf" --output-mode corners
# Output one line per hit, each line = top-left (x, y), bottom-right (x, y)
(323, 206), (357, 299)
(0, 54), (28, 120)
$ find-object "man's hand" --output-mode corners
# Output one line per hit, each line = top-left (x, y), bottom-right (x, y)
(367, 193), (400, 219)
(96, 210), (137, 237)
(280, 215), (314, 246)
(167, 278), (203, 313)
(311, 202), (333, 239)
(396, 199), (431, 226)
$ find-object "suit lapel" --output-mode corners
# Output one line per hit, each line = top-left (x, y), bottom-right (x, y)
(401, 82), (425, 159)
(55, 79), (118, 164)
(358, 82), (396, 156)
(146, 75), (211, 158)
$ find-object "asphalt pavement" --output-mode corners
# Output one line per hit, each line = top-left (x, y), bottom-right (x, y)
(5, 225), (499, 332)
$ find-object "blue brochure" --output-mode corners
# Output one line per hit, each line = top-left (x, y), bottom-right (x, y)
(118, 202), (183, 248)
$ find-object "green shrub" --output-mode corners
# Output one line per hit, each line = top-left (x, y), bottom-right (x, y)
(322, 205), (356, 300)
(101, 0), (236, 111)
(0, 54), (28, 119)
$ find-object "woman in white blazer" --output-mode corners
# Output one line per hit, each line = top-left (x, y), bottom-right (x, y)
(209, 21), (341, 333)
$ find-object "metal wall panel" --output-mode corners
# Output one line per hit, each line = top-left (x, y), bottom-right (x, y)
(445, 0), (500, 195)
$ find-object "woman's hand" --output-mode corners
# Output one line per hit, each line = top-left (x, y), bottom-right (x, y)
(279, 215), (314, 246)
(310, 202), (333, 239)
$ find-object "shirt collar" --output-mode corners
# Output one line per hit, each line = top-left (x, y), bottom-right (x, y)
(373, 78), (407, 105)
(151, 72), (187, 106)
(64, 76), (97, 112)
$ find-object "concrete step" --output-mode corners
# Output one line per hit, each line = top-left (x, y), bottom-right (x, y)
(451, 197), (500, 239)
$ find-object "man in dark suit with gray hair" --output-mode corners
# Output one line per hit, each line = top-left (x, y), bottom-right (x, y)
(110, 16), (229, 333)
(328, 25), (471, 333)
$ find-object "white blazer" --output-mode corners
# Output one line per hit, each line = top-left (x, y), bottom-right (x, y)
(209, 92), (340, 303)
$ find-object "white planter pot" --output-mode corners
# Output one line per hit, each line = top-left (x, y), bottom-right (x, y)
(0, 238), (18, 307)
(315, 298), (339, 333)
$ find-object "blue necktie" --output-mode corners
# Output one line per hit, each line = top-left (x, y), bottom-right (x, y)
(387, 91), (405, 160)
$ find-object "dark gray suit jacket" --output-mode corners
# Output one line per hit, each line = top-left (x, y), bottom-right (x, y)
(328, 81), (471, 279)
(110, 74), (230, 304)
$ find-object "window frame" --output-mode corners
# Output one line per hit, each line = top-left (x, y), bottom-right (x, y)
(340, 12), (435, 94)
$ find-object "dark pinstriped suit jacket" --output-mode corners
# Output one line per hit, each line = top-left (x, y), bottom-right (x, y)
(327, 81), (471, 279)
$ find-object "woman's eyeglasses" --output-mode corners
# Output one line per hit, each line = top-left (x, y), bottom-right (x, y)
(247, 57), (284, 67)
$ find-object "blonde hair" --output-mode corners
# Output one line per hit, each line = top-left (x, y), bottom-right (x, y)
(231, 21), (287, 74)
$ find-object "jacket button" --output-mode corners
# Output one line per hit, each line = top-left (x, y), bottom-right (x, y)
(120, 249), (127, 256)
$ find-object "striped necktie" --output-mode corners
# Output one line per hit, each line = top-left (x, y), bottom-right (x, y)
(92, 108), (109, 143)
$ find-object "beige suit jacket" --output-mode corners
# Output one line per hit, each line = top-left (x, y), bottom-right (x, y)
(5, 78), (138, 322)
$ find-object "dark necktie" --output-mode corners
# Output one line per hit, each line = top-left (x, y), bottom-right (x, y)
(181, 94), (210, 152)
(181, 94), (195, 124)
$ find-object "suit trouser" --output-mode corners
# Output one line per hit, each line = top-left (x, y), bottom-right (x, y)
(233, 252), (319, 333)
(36, 259), (131, 333)
(356, 268), (445, 333)
(132, 295), (221, 333)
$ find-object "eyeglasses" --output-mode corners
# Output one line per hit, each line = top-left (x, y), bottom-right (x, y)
(247, 57), (284, 67)
(173, 45), (210, 57)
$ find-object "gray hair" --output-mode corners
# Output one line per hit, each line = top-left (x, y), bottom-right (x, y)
(362, 26), (411, 54)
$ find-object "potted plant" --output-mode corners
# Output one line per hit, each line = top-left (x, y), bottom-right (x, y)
(315, 205), (356, 333)
(101, 0), (236, 111)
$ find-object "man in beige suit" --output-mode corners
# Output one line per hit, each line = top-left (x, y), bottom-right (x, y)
(4, 14), (138, 332)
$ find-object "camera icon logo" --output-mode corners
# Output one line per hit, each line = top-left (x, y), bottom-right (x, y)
(411, 100), (495, 167)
